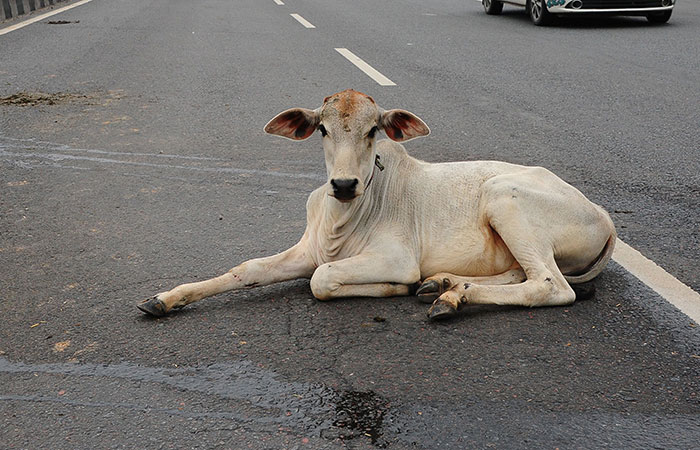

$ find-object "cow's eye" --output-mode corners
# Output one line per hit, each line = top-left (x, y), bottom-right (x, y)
(319, 124), (328, 137)
(367, 126), (378, 139)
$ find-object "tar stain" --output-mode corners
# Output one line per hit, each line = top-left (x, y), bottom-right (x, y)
(328, 390), (389, 447)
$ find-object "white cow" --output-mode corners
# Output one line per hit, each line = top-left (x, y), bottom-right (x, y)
(138, 89), (616, 320)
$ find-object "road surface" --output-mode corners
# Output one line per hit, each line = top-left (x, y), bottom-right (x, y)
(1, 0), (698, 448)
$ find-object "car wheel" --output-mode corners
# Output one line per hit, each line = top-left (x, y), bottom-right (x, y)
(528, 0), (553, 26)
(483, 0), (504, 15)
(646, 10), (672, 24)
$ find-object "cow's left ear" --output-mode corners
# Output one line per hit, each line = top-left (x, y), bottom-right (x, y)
(380, 109), (430, 142)
(264, 108), (320, 140)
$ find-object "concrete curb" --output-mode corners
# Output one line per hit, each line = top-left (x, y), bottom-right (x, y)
(1, 0), (71, 21)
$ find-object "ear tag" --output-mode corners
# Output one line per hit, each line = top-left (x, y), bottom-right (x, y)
(375, 154), (385, 171)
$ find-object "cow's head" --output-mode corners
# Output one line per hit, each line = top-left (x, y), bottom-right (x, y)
(264, 89), (430, 203)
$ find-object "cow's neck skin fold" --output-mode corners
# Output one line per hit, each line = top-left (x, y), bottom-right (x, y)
(320, 171), (377, 261)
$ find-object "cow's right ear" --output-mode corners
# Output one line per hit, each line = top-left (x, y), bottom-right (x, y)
(264, 108), (319, 140)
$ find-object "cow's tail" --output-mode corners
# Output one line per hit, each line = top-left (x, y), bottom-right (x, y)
(564, 230), (617, 285)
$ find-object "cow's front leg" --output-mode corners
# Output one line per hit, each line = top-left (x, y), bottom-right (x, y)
(138, 236), (316, 316)
(309, 249), (420, 300)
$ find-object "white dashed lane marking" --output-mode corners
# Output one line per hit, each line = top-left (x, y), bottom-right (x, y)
(290, 13), (316, 28)
(335, 48), (397, 86)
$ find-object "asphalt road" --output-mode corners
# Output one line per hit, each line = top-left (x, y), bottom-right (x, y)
(1, 0), (699, 448)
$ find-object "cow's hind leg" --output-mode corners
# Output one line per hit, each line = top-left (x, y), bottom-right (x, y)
(426, 253), (574, 320)
(426, 200), (577, 320)
(416, 268), (526, 303)
(425, 169), (613, 320)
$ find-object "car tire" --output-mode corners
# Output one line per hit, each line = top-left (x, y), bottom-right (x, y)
(528, 0), (554, 26)
(483, 0), (504, 15)
(646, 10), (672, 24)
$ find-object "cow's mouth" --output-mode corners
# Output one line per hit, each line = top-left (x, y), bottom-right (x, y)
(333, 193), (357, 203)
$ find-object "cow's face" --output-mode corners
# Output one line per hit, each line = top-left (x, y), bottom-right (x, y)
(265, 89), (429, 203)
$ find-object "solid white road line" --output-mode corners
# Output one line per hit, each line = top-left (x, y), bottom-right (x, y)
(273, 0), (284, 5)
(0, 0), (94, 36)
(335, 48), (396, 86)
(613, 239), (700, 324)
(290, 13), (315, 28)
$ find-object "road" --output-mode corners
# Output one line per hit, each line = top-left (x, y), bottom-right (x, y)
(1, 0), (699, 448)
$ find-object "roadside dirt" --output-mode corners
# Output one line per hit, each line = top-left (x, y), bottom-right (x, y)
(0, 92), (93, 106)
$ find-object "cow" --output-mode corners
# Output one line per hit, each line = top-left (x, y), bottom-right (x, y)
(138, 89), (616, 321)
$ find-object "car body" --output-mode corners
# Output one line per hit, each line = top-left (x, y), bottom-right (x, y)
(482, 0), (675, 25)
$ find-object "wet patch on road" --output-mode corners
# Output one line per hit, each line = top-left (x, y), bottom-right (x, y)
(0, 356), (395, 447)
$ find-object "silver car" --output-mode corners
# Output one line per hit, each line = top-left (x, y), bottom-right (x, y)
(482, 0), (674, 25)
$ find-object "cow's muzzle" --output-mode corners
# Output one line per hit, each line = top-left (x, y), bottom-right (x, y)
(330, 178), (359, 202)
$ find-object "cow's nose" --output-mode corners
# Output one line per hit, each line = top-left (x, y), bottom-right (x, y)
(330, 178), (359, 201)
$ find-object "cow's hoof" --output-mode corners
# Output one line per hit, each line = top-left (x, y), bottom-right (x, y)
(416, 280), (440, 296)
(137, 296), (168, 317)
(416, 280), (441, 304)
(427, 301), (457, 321)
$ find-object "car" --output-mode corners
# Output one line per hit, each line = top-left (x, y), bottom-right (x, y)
(482, 0), (675, 26)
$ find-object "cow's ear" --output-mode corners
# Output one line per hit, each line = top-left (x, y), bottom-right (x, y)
(380, 109), (430, 142)
(264, 108), (319, 140)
